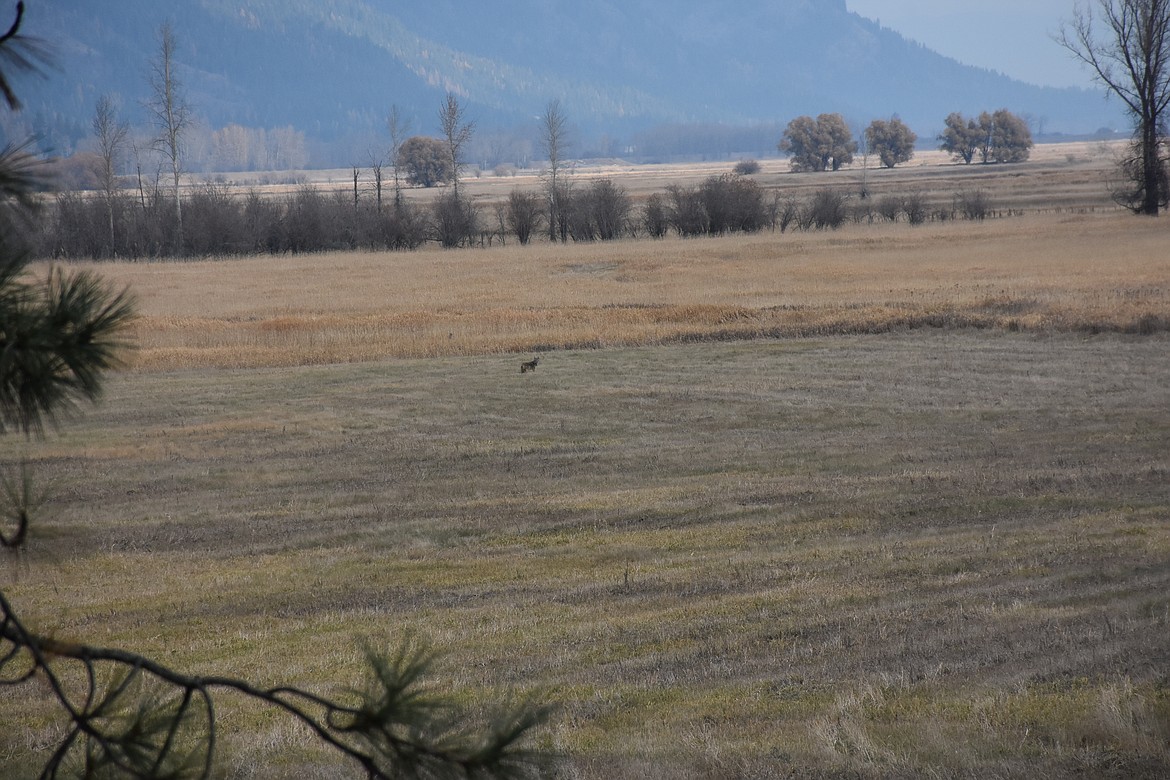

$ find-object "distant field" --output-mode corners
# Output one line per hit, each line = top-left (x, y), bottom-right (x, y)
(3, 156), (1169, 778)
(80, 210), (1170, 372)
(236, 140), (1125, 216)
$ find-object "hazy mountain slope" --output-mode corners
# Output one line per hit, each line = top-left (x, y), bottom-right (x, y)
(337, 0), (1112, 132)
(13, 0), (1121, 156)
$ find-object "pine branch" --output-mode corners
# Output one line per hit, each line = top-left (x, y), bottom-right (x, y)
(0, 2), (51, 111)
(0, 593), (552, 779)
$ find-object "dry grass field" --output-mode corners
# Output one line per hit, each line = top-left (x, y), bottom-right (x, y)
(259, 140), (1122, 215)
(2, 153), (1169, 778)
(91, 211), (1169, 372)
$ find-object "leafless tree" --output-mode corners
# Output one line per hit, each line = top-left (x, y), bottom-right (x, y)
(145, 22), (193, 249)
(539, 99), (569, 242)
(368, 149), (385, 212)
(438, 93), (474, 199)
(93, 94), (128, 252)
(387, 104), (411, 208)
(1060, 0), (1170, 214)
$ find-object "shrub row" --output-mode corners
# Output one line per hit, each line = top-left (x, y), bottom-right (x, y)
(37, 184), (431, 259)
(35, 177), (996, 260)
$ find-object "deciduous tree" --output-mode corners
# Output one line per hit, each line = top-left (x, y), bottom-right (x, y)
(438, 93), (474, 199)
(939, 112), (981, 164)
(865, 117), (917, 168)
(265, 125), (308, 171)
(92, 94), (128, 252)
(145, 22), (193, 251)
(387, 104), (411, 208)
(978, 109), (1034, 163)
(540, 99), (570, 242)
(397, 135), (451, 188)
(209, 123), (251, 171)
(1060, 0), (1170, 214)
(779, 113), (857, 172)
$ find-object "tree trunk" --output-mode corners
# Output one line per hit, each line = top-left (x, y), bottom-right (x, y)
(1141, 116), (1162, 215)
(172, 162), (182, 251)
(106, 198), (115, 253)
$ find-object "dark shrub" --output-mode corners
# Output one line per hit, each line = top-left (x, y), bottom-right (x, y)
(588, 179), (631, 241)
(802, 189), (848, 230)
(667, 184), (709, 237)
(956, 189), (992, 221)
(642, 193), (669, 239)
(733, 158), (761, 175)
(903, 191), (928, 225)
(506, 189), (542, 245)
(432, 192), (478, 248)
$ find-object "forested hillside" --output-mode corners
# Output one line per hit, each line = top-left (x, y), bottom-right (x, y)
(10, 0), (1121, 164)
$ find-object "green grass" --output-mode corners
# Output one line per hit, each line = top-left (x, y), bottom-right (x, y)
(2, 331), (1169, 778)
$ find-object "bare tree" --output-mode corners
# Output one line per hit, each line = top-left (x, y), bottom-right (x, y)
(1060, 0), (1170, 215)
(539, 99), (569, 242)
(438, 93), (474, 199)
(387, 104), (411, 208)
(266, 125), (308, 171)
(145, 22), (193, 249)
(368, 149), (385, 212)
(93, 94), (128, 252)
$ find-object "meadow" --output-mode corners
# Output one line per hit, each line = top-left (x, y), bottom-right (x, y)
(2, 151), (1169, 778)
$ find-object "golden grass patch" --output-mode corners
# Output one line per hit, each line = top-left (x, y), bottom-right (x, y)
(48, 211), (1169, 371)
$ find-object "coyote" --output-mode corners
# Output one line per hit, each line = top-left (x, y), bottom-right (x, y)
(520, 356), (540, 373)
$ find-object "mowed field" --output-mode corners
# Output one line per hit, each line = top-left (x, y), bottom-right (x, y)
(2, 152), (1170, 778)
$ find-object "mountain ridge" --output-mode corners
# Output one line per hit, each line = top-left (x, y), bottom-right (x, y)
(9, 0), (1123, 162)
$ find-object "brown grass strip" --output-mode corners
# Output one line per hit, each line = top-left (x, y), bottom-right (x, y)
(43, 212), (1169, 371)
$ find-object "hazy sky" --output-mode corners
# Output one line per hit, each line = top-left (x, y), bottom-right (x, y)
(847, 1), (1097, 90)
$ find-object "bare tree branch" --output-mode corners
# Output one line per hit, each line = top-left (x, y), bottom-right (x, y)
(145, 22), (194, 249)
(0, 2), (50, 111)
(438, 93), (474, 200)
(1059, 0), (1170, 214)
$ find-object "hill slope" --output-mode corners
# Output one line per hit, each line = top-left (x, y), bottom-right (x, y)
(13, 0), (1122, 158)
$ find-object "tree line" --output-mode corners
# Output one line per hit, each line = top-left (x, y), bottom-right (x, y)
(35, 0), (1170, 263)
(35, 167), (1015, 260)
(38, 87), (1039, 259)
(777, 109), (1033, 173)
(52, 18), (1044, 261)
